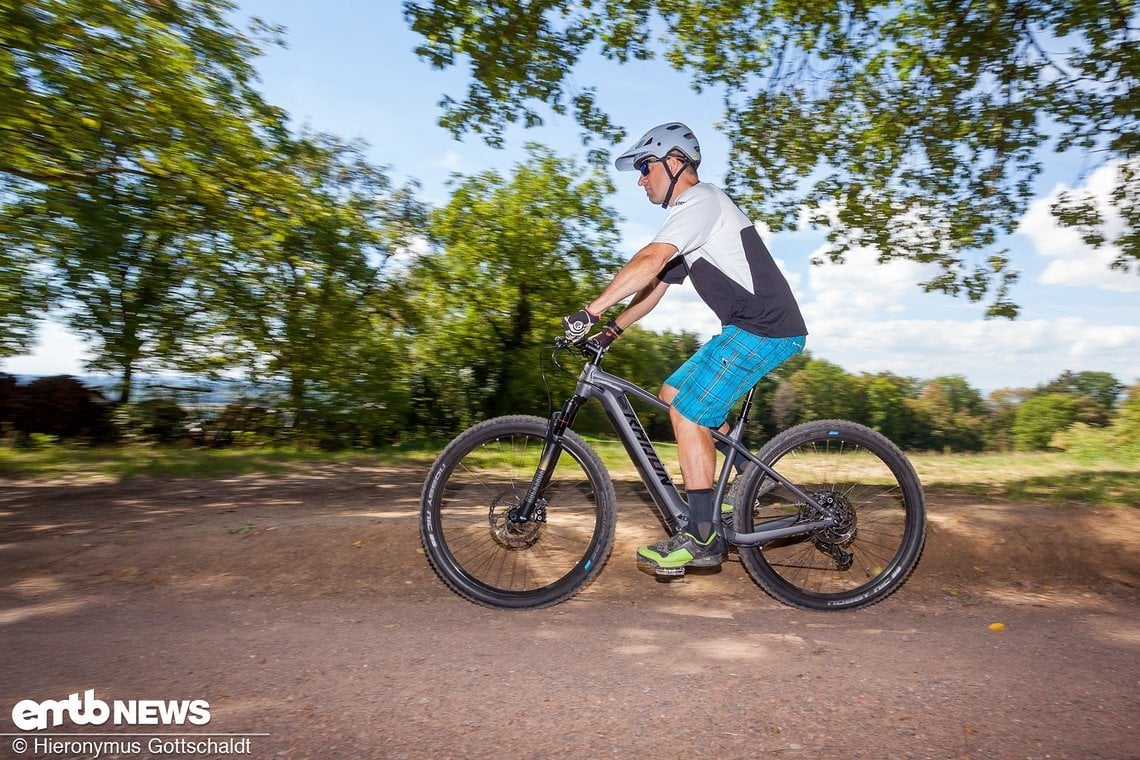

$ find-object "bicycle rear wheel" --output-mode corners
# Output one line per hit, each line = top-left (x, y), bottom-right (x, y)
(420, 415), (616, 609)
(735, 419), (926, 611)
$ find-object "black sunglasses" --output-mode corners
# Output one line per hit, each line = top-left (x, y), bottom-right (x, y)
(637, 158), (662, 176)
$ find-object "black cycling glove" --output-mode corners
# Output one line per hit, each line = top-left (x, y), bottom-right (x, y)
(562, 308), (598, 344)
(592, 320), (623, 348)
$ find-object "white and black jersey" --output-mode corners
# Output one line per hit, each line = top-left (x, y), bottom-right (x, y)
(654, 183), (807, 339)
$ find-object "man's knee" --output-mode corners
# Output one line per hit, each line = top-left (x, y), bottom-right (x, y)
(659, 384), (677, 405)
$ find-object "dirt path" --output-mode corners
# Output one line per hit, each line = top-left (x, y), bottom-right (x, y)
(1, 465), (1137, 759)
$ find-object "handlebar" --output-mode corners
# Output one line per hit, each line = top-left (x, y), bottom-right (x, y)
(554, 336), (607, 363)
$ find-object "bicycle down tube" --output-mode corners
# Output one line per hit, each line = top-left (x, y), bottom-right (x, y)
(524, 354), (841, 548)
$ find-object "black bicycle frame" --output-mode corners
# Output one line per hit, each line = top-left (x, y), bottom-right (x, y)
(516, 347), (837, 548)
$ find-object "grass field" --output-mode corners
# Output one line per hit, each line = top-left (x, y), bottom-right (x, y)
(587, 437), (1139, 507)
(1, 438), (1136, 507)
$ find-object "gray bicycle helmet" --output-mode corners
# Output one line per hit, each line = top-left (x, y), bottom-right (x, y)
(614, 122), (702, 172)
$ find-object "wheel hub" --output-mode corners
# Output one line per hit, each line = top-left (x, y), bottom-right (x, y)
(804, 491), (857, 570)
(811, 491), (857, 545)
(488, 489), (542, 549)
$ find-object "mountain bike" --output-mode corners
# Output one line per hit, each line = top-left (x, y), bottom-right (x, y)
(420, 338), (926, 611)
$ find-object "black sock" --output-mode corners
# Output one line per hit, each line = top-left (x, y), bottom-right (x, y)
(686, 488), (716, 543)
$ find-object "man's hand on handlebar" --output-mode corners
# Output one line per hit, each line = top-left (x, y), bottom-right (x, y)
(562, 308), (598, 344)
(555, 317), (622, 358)
(591, 320), (623, 349)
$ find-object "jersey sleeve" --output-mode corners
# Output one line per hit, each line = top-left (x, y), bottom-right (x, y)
(658, 255), (688, 284)
(652, 186), (717, 256)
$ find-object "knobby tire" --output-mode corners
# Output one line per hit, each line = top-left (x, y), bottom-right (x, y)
(420, 415), (617, 609)
(734, 419), (926, 611)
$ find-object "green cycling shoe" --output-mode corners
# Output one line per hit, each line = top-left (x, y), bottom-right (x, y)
(636, 532), (724, 571)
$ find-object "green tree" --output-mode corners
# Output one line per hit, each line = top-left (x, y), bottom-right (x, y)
(208, 133), (426, 439)
(1110, 383), (1140, 456)
(409, 144), (621, 430)
(0, 245), (47, 357)
(906, 375), (987, 451)
(1012, 392), (1079, 450)
(1038, 370), (1123, 420)
(785, 358), (862, 423)
(579, 327), (701, 439)
(1, 0), (288, 400)
(5, 169), (232, 402)
(985, 386), (1033, 451)
(768, 351), (812, 432)
(405, 0), (1138, 317)
(861, 372), (920, 445)
(1, 0), (283, 185)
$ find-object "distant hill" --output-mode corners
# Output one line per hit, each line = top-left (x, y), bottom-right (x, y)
(1, 373), (266, 405)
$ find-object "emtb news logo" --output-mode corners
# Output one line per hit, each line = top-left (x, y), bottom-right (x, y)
(11, 689), (210, 731)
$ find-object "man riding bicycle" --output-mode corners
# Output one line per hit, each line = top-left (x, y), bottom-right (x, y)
(562, 122), (808, 573)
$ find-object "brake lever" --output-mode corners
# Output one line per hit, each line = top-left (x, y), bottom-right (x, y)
(553, 336), (605, 359)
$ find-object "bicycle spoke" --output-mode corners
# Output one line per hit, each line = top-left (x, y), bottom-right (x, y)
(421, 417), (616, 608)
(738, 420), (925, 610)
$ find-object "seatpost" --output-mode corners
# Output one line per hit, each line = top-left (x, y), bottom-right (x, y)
(737, 386), (757, 425)
(715, 386), (757, 498)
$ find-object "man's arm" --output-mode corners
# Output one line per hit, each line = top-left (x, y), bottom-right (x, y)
(587, 241), (678, 316)
(612, 278), (670, 331)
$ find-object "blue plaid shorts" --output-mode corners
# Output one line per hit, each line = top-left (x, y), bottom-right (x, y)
(665, 327), (805, 427)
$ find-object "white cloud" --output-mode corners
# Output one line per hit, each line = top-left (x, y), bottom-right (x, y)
(639, 281), (722, 338)
(435, 150), (465, 173)
(803, 314), (1140, 390)
(805, 245), (937, 315)
(1018, 161), (1139, 293)
(790, 237), (1140, 390)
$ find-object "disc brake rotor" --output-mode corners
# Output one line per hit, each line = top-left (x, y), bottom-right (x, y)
(488, 489), (542, 549)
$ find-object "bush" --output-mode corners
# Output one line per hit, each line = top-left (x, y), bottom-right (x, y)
(1012, 393), (1078, 451)
(13, 375), (116, 443)
(0, 373), (18, 435)
(117, 398), (189, 443)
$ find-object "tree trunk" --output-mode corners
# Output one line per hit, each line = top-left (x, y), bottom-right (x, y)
(117, 361), (134, 404)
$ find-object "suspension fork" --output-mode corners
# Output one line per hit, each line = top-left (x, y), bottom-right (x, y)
(509, 393), (588, 523)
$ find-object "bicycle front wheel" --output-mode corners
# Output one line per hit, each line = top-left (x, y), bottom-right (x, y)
(420, 415), (616, 609)
(736, 419), (926, 611)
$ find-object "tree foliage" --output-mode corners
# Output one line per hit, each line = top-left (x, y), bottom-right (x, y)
(578, 327), (702, 439)
(408, 144), (621, 429)
(1111, 383), (1140, 453)
(404, 0), (1140, 317)
(0, 0), (284, 186)
(206, 132), (427, 438)
(4, 167), (226, 402)
(784, 358), (864, 422)
(906, 375), (988, 451)
(1013, 392), (1079, 450)
(0, 245), (47, 357)
(1035, 369), (1123, 419)
(0, 0), (289, 400)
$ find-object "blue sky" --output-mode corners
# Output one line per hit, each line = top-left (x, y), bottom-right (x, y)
(6, 0), (1139, 393)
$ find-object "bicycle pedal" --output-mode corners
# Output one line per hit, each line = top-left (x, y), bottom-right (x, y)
(653, 566), (686, 577)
